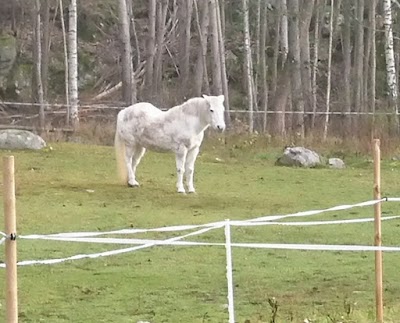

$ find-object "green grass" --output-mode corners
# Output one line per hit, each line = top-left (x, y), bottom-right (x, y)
(1, 142), (400, 322)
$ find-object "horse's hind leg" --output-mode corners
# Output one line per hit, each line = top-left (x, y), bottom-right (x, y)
(124, 145), (138, 187)
(130, 146), (146, 187)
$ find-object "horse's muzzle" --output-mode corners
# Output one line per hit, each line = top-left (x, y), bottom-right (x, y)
(216, 125), (226, 132)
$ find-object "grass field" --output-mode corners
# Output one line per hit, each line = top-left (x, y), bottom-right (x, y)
(1, 139), (400, 323)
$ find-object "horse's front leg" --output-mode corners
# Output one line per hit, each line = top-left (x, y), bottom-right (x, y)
(175, 149), (187, 193)
(185, 146), (200, 193)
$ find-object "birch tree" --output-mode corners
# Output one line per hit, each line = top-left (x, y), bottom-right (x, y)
(243, 0), (254, 132)
(68, 0), (79, 128)
(383, 0), (399, 116)
(216, 0), (230, 118)
(280, 0), (289, 65)
(260, 1), (268, 132)
(323, 0), (334, 140)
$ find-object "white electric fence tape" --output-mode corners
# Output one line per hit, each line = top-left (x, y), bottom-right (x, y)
(0, 223), (224, 268)
(224, 221), (235, 323)
(20, 215), (400, 245)
(1, 198), (400, 267)
(21, 221), (226, 239)
(247, 198), (386, 222)
(19, 198), (396, 241)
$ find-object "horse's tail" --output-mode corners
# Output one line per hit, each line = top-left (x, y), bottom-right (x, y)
(114, 114), (128, 185)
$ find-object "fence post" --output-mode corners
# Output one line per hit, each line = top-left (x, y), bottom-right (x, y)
(373, 139), (383, 323)
(3, 156), (18, 323)
(224, 219), (235, 323)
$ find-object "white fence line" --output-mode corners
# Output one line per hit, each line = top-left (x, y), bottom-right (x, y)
(2, 100), (400, 116)
(17, 198), (397, 240)
(224, 220), (235, 323)
(2, 197), (400, 323)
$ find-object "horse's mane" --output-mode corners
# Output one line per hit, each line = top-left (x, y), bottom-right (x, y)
(171, 97), (207, 117)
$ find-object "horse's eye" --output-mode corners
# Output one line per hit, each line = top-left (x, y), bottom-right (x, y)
(210, 109), (214, 113)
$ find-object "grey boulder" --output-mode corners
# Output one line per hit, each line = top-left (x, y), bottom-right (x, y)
(0, 129), (46, 150)
(276, 146), (321, 168)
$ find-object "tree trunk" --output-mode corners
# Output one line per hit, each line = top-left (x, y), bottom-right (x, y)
(323, 0), (334, 140)
(311, 0), (324, 129)
(154, 0), (169, 96)
(287, 0), (304, 138)
(216, 0), (230, 119)
(41, 0), (50, 101)
(260, 1), (268, 133)
(370, 0), (378, 111)
(371, 0), (377, 128)
(210, 0), (223, 95)
(271, 63), (291, 136)
(280, 0), (289, 65)
(145, 0), (156, 99)
(68, 0), (79, 128)
(383, 0), (399, 117)
(243, 0), (254, 133)
(299, 0), (315, 133)
(178, 0), (193, 98)
(271, 8), (280, 95)
(193, 0), (210, 96)
(126, 1), (141, 67)
(354, 0), (364, 115)
(117, 0), (135, 105)
(33, 0), (45, 130)
(343, 0), (352, 134)
(59, 0), (70, 122)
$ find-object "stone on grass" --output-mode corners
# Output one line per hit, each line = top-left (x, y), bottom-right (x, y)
(0, 129), (46, 150)
(328, 157), (345, 169)
(276, 147), (321, 168)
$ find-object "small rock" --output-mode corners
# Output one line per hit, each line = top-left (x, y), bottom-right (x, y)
(328, 157), (345, 169)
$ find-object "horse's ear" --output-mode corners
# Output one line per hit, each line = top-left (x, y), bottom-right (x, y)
(218, 95), (225, 102)
(202, 94), (209, 100)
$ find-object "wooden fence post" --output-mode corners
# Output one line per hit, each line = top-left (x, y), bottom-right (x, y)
(3, 156), (18, 323)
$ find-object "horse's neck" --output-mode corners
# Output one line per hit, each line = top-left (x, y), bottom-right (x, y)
(168, 100), (209, 134)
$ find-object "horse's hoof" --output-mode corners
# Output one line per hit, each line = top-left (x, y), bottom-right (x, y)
(188, 190), (196, 194)
(177, 189), (186, 194)
(128, 182), (140, 188)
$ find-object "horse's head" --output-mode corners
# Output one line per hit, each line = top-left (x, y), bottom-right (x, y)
(202, 94), (226, 132)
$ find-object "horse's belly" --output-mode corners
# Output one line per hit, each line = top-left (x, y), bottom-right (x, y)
(136, 130), (176, 152)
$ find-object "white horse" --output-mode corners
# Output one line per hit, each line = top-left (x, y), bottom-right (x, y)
(114, 95), (226, 193)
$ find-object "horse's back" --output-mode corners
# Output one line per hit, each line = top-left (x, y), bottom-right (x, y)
(118, 102), (162, 123)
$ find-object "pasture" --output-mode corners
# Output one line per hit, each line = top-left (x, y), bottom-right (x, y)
(1, 139), (400, 322)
